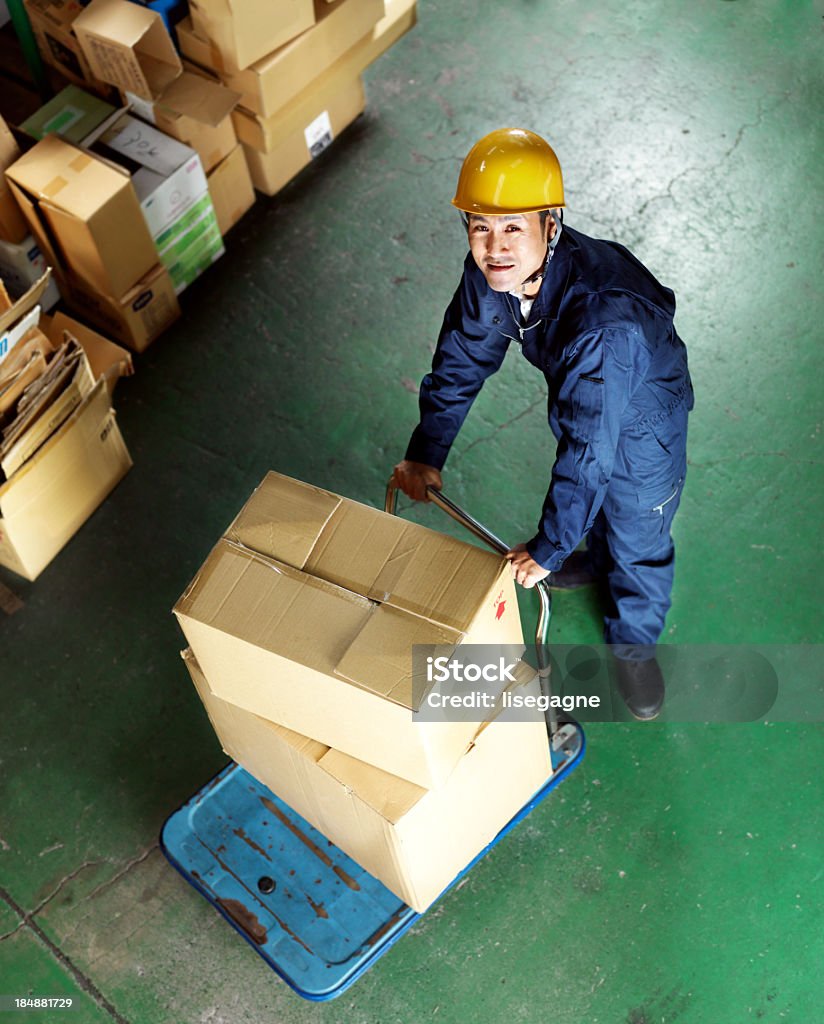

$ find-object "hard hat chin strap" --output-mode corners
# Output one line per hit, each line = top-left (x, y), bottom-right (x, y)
(520, 209), (563, 289)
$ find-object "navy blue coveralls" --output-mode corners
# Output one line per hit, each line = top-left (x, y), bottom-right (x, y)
(406, 224), (694, 653)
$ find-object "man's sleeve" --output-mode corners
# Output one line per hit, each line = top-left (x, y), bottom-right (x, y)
(526, 329), (636, 571)
(405, 263), (510, 471)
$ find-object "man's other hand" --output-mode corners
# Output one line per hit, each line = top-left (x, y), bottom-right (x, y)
(505, 543), (551, 588)
(391, 460), (443, 501)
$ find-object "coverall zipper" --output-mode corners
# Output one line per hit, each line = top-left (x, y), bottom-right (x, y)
(652, 480), (681, 515)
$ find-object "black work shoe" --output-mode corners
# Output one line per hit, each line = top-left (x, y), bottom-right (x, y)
(614, 657), (665, 720)
(548, 550), (599, 590)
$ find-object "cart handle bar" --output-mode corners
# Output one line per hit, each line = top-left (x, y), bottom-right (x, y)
(384, 481), (557, 737)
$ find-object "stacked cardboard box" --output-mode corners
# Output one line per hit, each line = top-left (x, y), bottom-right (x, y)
(188, 0), (316, 71)
(69, 0), (252, 238)
(177, 0), (418, 196)
(84, 111), (225, 295)
(5, 134), (180, 351)
(0, 117), (60, 311)
(0, 273), (133, 580)
(174, 471), (552, 912)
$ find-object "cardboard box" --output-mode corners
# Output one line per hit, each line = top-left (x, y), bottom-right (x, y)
(1, 343), (96, 479)
(206, 144), (254, 236)
(188, 0), (315, 73)
(178, 0), (382, 119)
(5, 135), (159, 300)
(0, 235), (60, 310)
(241, 76), (365, 196)
(57, 261), (180, 352)
(22, 0), (112, 94)
(183, 649), (551, 912)
(0, 278), (132, 580)
(86, 112), (224, 293)
(174, 471), (524, 788)
(20, 85), (116, 145)
(233, 67), (369, 154)
(39, 310), (133, 394)
(74, 0), (182, 101)
(0, 378), (131, 579)
(125, 71), (240, 174)
(0, 117), (29, 245)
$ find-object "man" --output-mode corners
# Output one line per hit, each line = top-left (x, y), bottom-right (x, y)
(392, 128), (693, 721)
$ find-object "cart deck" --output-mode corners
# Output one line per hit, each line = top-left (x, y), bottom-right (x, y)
(160, 721), (584, 1001)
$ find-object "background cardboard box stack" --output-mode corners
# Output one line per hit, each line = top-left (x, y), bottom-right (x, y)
(176, 0), (418, 196)
(4, 132), (181, 351)
(73, 0), (253, 236)
(174, 471), (552, 912)
(0, 272), (133, 580)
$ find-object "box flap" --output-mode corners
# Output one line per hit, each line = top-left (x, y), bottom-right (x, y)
(74, 0), (182, 99)
(0, 271), (50, 340)
(227, 470), (341, 569)
(75, 0), (164, 47)
(174, 539), (374, 679)
(333, 603), (462, 710)
(156, 71), (240, 127)
(228, 471), (507, 631)
(40, 311), (133, 389)
(307, 500), (506, 631)
(317, 746), (425, 823)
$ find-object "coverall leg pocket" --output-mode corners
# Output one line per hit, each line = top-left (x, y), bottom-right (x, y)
(599, 479), (684, 650)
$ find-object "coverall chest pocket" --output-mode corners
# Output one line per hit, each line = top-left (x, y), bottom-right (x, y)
(571, 375), (605, 443)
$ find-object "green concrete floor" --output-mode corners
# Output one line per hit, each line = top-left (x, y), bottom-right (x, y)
(2, 1), (823, 1021)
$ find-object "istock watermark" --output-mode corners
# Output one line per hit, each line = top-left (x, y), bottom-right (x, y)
(411, 645), (823, 724)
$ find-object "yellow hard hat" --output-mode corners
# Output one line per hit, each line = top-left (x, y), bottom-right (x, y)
(451, 128), (565, 215)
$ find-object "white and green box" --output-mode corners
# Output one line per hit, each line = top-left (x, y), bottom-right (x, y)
(86, 111), (224, 293)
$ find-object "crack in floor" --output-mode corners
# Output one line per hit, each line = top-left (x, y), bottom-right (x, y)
(450, 394), (547, 464)
(637, 96), (775, 218)
(0, 887), (133, 1023)
(0, 844), (159, 945)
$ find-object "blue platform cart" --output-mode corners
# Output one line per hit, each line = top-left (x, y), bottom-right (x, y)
(161, 485), (586, 1001)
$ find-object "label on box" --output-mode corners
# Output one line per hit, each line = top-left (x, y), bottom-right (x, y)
(40, 104), (85, 139)
(305, 111), (334, 159)
(0, 306), (40, 366)
(125, 92), (157, 126)
(104, 116), (190, 178)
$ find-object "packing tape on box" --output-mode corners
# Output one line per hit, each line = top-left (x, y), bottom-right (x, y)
(69, 152), (94, 174)
(42, 176), (69, 199)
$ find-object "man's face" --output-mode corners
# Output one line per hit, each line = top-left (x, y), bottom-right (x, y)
(467, 212), (551, 293)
